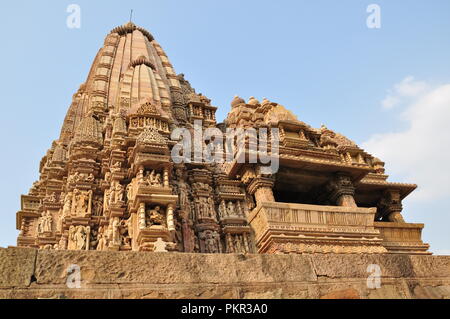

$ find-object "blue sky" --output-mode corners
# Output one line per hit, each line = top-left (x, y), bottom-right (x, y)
(1, 0), (449, 253)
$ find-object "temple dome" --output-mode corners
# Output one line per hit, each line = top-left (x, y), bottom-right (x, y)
(58, 22), (181, 143)
(231, 96), (245, 108)
(110, 22), (154, 42)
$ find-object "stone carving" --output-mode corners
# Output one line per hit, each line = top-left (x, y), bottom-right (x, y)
(93, 196), (103, 216)
(115, 183), (124, 203)
(137, 127), (167, 145)
(68, 225), (90, 250)
(15, 21), (428, 256)
(37, 212), (52, 234)
(200, 230), (222, 254)
(44, 192), (57, 203)
(145, 170), (162, 187)
(146, 206), (165, 227)
(96, 227), (108, 251)
(153, 237), (168, 252)
(194, 197), (216, 220)
(72, 189), (92, 216)
(226, 233), (250, 254)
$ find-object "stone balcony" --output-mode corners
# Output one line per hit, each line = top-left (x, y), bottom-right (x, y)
(374, 222), (430, 255)
(248, 201), (387, 254)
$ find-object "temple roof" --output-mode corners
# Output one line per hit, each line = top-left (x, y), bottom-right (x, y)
(59, 22), (180, 144)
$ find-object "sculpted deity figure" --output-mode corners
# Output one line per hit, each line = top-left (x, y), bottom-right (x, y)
(43, 212), (53, 232)
(108, 185), (116, 206)
(37, 212), (45, 234)
(86, 173), (95, 183)
(111, 218), (121, 246)
(207, 197), (216, 219)
(218, 200), (226, 218)
(47, 192), (57, 203)
(96, 226), (109, 251)
(111, 161), (121, 174)
(75, 189), (92, 216)
(58, 236), (67, 250)
(153, 173), (162, 186)
(68, 226), (76, 250)
(93, 197), (103, 216)
(146, 170), (162, 187)
(96, 232), (107, 251)
(177, 180), (190, 212)
(236, 201), (244, 217)
(204, 232), (220, 253)
(115, 183), (124, 203)
(147, 206), (165, 226)
(120, 218), (132, 247)
(235, 235), (244, 253)
(74, 226), (87, 250)
(104, 188), (111, 212)
(227, 201), (235, 217)
(226, 234), (234, 253)
(194, 198), (201, 219)
(62, 192), (72, 217)
(126, 183), (133, 201)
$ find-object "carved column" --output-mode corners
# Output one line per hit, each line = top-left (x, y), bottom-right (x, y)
(138, 202), (146, 229)
(377, 190), (405, 222)
(247, 177), (275, 204)
(166, 204), (175, 232)
(163, 168), (169, 188)
(326, 172), (357, 207)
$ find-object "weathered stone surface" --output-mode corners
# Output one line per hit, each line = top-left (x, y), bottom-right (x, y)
(0, 247), (36, 288)
(409, 255), (450, 278)
(310, 253), (415, 279)
(35, 250), (316, 285)
(1, 248), (450, 299)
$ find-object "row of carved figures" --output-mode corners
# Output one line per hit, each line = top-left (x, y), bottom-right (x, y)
(129, 116), (169, 132)
(193, 198), (247, 221)
(51, 217), (133, 251)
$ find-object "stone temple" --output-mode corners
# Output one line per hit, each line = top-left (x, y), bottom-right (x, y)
(16, 22), (430, 256)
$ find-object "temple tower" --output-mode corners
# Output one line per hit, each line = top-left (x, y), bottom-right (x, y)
(16, 22), (429, 255)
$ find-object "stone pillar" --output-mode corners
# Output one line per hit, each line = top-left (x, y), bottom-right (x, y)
(166, 204), (175, 232)
(163, 168), (169, 188)
(326, 172), (357, 207)
(247, 177), (275, 204)
(138, 202), (146, 229)
(377, 190), (405, 222)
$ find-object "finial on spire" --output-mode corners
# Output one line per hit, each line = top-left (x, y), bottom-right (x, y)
(129, 9), (133, 23)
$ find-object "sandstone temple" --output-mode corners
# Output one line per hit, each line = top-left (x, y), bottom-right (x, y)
(15, 22), (430, 256)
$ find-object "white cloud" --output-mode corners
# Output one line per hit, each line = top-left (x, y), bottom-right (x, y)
(363, 79), (450, 201)
(381, 76), (428, 109)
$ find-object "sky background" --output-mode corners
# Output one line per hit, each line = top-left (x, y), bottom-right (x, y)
(0, 0), (449, 254)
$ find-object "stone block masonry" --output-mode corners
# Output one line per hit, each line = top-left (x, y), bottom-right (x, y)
(0, 247), (449, 299)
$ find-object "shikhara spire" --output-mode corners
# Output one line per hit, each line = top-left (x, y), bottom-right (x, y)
(16, 22), (429, 255)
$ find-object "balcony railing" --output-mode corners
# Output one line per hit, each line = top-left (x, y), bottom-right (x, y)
(248, 201), (385, 254)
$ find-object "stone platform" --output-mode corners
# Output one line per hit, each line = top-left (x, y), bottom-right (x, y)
(0, 247), (449, 299)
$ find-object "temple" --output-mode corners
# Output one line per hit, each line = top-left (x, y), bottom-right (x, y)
(16, 22), (430, 255)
